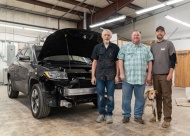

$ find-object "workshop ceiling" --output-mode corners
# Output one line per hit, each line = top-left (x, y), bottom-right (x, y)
(0, 0), (189, 30)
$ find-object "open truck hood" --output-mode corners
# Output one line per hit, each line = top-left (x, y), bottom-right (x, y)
(38, 28), (102, 61)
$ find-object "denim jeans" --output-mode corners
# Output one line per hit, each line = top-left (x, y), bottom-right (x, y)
(96, 79), (115, 115)
(122, 81), (145, 118)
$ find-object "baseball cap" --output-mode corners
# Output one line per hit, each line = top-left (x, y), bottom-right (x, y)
(156, 26), (165, 32)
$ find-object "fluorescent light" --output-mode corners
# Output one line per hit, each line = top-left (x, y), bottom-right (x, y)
(165, 15), (182, 23)
(0, 21), (55, 33)
(89, 15), (126, 28)
(105, 15), (126, 23)
(136, 0), (184, 15)
(166, 0), (184, 5)
(181, 22), (190, 27)
(24, 28), (49, 33)
(89, 22), (106, 28)
(165, 15), (190, 27)
(0, 23), (23, 29)
(136, 4), (165, 14)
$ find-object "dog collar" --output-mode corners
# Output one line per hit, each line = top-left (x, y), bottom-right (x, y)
(148, 96), (154, 101)
(148, 98), (154, 101)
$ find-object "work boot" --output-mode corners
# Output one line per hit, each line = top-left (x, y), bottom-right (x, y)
(134, 117), (145, 124)
(162, 121), (170, 128)
(122, 116), (130, 123)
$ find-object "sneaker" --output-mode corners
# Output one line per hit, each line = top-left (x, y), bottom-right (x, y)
(162, 121), (170, 128)
(134, 117), (145, 124)
(122, 116), (130, 123)
(96, 114), (105, 123)
(106, 115), (113, 124)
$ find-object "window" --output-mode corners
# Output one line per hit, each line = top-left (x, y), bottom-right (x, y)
(25, 48), (32, 59)
(35, 46), (42, 60)
(16, 48), (27, 58)
(21, 49), (27, 55)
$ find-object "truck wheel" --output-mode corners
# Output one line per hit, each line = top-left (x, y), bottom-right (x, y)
(7, 78), (19, 98)
(30, 84), (50, 119)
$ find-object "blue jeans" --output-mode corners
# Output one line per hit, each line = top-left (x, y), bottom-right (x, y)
(122, 81), (145, 118)
(96, 79), (115, 115)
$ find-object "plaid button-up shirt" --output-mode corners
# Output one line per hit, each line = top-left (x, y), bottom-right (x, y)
(117, 43), (153, 85)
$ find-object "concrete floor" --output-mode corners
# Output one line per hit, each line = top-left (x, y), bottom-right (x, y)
(0, 85), (190, 136)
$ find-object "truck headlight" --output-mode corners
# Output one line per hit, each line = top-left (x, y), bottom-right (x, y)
(44, 71), (68, 79)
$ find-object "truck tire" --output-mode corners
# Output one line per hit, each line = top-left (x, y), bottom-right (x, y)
(30, 84), (50, 119)
(7, 78), (19, 98)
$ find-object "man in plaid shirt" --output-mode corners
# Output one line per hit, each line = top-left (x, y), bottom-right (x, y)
(117, 30), (153, 124)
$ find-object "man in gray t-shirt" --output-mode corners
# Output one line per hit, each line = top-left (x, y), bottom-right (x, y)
(150, 26), (176, 128)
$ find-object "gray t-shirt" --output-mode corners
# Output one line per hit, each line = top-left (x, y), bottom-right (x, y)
(151, 40), (176, 74)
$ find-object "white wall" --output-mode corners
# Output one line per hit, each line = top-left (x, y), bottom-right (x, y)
(112, 2), (190, 51)
(172, 39), (190, 51)
(0, 8), (77, 42)
(0, 8), (77, 83)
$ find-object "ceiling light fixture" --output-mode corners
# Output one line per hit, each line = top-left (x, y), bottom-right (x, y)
(136, 0), (184, 15)
(0, 23), (23, 29)
(89, 15), (126, 28)
(90, 22), (106, 28)
(165, 0), (184, 5)
(136, 4), (165, 15)
(24, 28), (49, 33)
(165, 15), (190, 27)
(0, 21), (54, 33)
